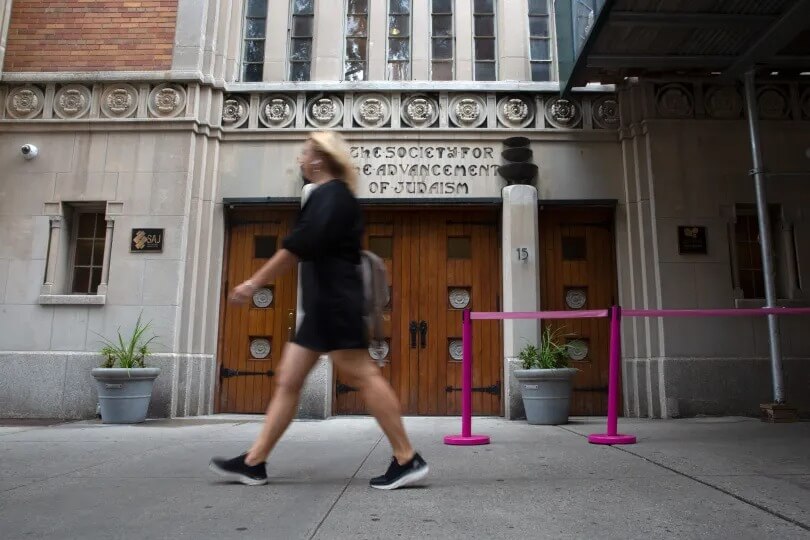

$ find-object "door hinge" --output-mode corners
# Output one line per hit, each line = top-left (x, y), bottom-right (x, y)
(445, 381), (501, 396)
(336, 382), (359, 395)
(220, 366), (275, 379)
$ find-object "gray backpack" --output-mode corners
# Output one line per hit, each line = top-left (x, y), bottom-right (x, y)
(359, 250), (390, 365)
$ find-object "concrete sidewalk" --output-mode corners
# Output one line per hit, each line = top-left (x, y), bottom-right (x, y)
(1, 416), (808, 539)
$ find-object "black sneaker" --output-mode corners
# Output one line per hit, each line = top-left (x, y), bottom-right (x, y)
(209, 453), (268, 486)
(370, 452), (429, 490)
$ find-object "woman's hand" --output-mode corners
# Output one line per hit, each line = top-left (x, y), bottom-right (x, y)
(229, 280), (258, 304)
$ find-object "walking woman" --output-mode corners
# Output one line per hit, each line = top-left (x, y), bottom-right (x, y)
(210, 131), (428, 490)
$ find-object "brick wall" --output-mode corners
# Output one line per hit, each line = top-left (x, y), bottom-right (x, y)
(4, 1), (179, 72)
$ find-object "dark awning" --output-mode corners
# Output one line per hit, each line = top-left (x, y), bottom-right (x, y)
(557, 0), (810, 94)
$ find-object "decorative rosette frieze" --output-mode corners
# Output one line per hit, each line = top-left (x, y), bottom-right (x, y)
(497, 95), (534, 128)
(656, 83), (694, 119)
(222, 95), (250, 128)
(54, 84), (92, 119)
(148, 84), (186, 118)
(545, 97), (582, 129)
(353, 94), (392, 128)
(101, 84), (139, 118)
(401, 94), (439, 128)
(449, 94), (486, 128)
(6, 85), (45, 119)
(260, 94), (296, 128)
(592, 95), (619, 129)
(306, 95), (343, 128)
(704, 86), (742, 119)
(757, 86), (790, 120)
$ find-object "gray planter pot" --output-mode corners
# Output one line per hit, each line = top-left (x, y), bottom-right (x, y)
(91, 368), (161, 424)
(514, 368), (577, 425)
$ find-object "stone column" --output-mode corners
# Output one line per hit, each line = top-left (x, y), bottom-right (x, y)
(501, 185), (540, 419)
(497, 0), (530, 81)
(96, 217), (115, 296)
(311, 0), (342, 81)
(41, 216), (63, 295)
(0, 0), (13, 75)
(296, 183), (333, 419)
(265, 0), (291, 81)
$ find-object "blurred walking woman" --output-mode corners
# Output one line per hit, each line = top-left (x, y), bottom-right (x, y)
(210, 131), (428, 489)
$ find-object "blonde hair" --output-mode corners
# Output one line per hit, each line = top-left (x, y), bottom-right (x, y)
(308, 131), (358, 193)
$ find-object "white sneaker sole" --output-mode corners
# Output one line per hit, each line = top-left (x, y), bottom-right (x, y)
(370, 465), (429, 490)
(208, 462), (268, 486)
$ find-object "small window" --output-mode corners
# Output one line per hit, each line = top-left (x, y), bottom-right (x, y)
(430, 0), (454, 81)
(369, 236), (394, 259)
(242, 0), (268, 82)
(448, 236), (472, 259)
(71, 211), (107, 294)
(254, 236), (278, 259)
(289, 0), (314, 81)
(387, 0), (412, 80)
(527, 0), (552, 81)
(562, 236), (586, 261)
(473, 0), (496, 81)
(344, 0), (369, 81)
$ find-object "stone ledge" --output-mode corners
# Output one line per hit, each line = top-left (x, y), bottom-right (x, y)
(38, 294), (106, 305)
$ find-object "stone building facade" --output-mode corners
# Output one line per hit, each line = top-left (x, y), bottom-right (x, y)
(1, 0), (808, 420)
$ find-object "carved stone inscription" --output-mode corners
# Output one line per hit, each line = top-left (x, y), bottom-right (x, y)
(350, 144), (501, 197)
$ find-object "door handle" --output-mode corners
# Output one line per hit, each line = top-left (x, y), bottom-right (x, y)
(287, 310), (295, 341)
(409, 321), (418, 349)
(419, 320), (427, 349)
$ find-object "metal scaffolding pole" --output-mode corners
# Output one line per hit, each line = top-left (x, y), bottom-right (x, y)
(743, 69), (785, 404)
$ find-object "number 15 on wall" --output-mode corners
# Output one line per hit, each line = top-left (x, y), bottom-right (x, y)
(515, 247), (529, 263)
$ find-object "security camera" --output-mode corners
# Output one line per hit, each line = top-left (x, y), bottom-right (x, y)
(21, 144), (38, 160)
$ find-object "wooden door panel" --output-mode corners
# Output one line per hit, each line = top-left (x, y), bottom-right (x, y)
(426, 212), (502, 416)
(540, 208), (616, 416)
(219, 215), (297, 413)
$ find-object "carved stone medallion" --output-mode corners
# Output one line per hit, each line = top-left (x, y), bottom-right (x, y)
(259, 95), (296, 128)
(449, 339), (464, 361)
(306, 96), (343, 127)
(353, 94), (391, 128)
(250, 338), (271, 359)
(592, 96), (619, 129)
(801, 88), (810, 120)
(449, 94), (486, 128)
(53, 85), (91, 119)
(222, 96), (249, 127)
(704, 86), (742, 119)
(252, 287), (274, 308)
(101, 84), (139, 118)
(757, 87), (789, 119)
(545, 97), (582, 129)
(6, 86), (45, 119)
(449, 288), (471, 309)
(369, 340), (390, 363)
(148, 84), (186, 118)
(497, 96), (534, 128)
(401, 95), (439, 128)
(656, 84), (693, 118)
(565, 288), (587, 310)
(567, 339), (589, 361)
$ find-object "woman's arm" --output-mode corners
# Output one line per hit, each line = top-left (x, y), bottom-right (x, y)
(229, 248), (299, 303)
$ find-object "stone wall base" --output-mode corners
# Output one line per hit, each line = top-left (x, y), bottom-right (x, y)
(623, 356), (810, 419)
(0, 352), (215, 419)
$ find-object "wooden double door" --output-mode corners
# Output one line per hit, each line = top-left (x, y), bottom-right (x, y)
(539, 207), (616, 416)
(218, 208), (502, 416)
(335, 209), (502, 416)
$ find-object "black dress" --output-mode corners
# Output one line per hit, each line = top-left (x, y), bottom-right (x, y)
(282, 179), (368, 352)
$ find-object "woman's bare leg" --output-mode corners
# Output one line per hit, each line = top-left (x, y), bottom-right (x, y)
(244, 343), (320, 466)
(330, 349), (415, 464)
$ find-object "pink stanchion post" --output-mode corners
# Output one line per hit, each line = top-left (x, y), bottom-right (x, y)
(588, 306), (637, 445)
(444, 309), (490, 446)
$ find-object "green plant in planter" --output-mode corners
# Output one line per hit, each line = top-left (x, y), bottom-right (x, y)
(519, 325), (571, 369)
(95, 314), (158, 369)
